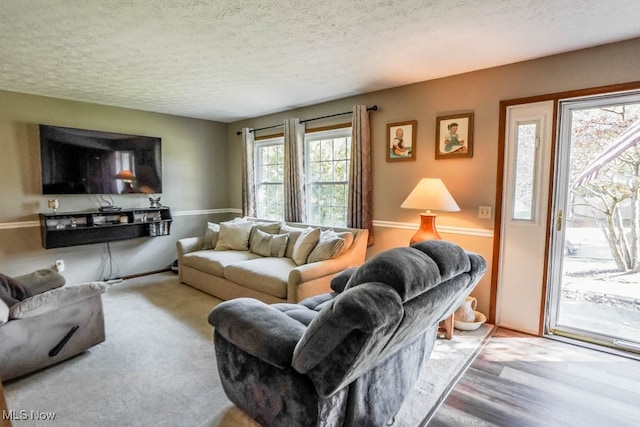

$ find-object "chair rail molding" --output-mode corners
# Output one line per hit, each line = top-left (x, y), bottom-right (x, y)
(0, 220), (40, 230)
(1, 212), (491, 238)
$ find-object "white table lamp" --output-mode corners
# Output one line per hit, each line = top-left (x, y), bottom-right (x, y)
(401, 178), (460, 243)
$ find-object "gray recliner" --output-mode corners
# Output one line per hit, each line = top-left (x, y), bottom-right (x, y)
(0, 269), (107, 381)
(208, 240), (487, 426)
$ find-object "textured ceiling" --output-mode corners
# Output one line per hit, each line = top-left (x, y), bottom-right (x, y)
(1, 0), (640, 123)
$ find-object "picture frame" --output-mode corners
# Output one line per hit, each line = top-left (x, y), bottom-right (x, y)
(386, 120), (417, 162)
(435, 113), (474, 159)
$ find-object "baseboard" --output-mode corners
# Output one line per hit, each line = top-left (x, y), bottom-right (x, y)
(122, 268), (171, 280)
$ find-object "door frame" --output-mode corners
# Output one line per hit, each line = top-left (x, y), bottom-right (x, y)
(490, 81), (640, 333)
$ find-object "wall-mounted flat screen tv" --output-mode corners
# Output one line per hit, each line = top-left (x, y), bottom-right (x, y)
(40, 125), (162, 195)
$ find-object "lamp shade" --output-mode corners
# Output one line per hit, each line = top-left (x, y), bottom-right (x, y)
(115, 170), (136, 181)
(401, 178), (460, 212)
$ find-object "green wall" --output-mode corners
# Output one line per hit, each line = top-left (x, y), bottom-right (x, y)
(0, 90), (230, 284)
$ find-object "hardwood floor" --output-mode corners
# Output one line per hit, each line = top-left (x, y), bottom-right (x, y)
(428, 328), (640, 426)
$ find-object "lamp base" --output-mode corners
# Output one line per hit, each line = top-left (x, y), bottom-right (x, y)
(409, 213), (442, 244)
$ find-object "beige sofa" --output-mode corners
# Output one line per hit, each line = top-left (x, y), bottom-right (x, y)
(177, 218), (368, 303)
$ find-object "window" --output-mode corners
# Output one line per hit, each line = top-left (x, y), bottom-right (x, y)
(253, 126), (352, 226)
(305, 127), (352, 227)
(255, 137), (284, 220)
(512, 121), (539, 221)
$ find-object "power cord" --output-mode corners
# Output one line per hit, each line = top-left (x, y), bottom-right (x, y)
(100, 241), (122, 283)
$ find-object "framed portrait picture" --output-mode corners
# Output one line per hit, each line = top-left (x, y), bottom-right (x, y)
(387, 120), (417, 162)
(435, 113), (474, 159)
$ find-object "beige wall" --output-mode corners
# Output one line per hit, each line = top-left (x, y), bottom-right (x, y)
(227, 38), (640, 317)
(0, 90), (230, 284)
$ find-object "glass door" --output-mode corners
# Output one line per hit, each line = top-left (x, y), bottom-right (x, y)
(547, 91), (640, 354)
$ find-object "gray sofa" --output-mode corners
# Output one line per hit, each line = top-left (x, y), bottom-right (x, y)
(208, 240), (487, 426)
(0, 269), (107, 381)
(177, 217), (368, 303)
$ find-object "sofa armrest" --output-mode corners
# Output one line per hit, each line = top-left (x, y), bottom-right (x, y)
(177, 237), (204, 258)
(9, 282), (108, 319)
(290, 256), (355, 286)
(208, 298), (306, 369)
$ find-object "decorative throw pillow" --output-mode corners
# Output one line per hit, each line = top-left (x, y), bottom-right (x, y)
(214, 220), (254, 251)
(202, 222), (220, 250)
(249, 221), (281, 244)
(0, 272), (32, 307)
(250, 229), (289, 257)
(280, 223), (305, 259)
(291, 227), (321, 266)
(307, 229), (353, 263)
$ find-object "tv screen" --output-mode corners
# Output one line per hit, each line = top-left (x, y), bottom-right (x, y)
(39, 125), (162, 195)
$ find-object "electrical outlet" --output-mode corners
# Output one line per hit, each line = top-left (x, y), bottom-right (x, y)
(55, 259), (65, 272)
(478, 206), (492, 219)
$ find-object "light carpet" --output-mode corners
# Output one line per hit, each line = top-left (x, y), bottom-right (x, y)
(3, 272), (492, 427)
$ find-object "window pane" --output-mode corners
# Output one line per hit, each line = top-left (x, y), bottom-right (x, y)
(333, 207), (345, 225)
(258, 165), (267, 183)
(334, 138), (348, 160)
(333, 184), (346, 206)
(321, 140), (332, 161)
(309, 142), (321, 162)
(310, 162), (320, 182)
(319, 184), (332, 205)
(513, 122), (538, 220)
(335, 160), (348, 181)
(309, 205), (319, 225)
(311, 184), (320, 203)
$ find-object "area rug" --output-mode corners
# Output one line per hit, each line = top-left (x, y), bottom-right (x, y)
(3, 272), (492, 426)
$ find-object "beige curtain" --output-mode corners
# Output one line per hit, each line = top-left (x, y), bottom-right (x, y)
(283, 118), (306, 222)
(241, 128), (257, 217)
(348, 105), (374, 245)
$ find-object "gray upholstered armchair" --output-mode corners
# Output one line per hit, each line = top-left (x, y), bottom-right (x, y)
(0, 269), (107, 381)
(208, 240), (486, 426)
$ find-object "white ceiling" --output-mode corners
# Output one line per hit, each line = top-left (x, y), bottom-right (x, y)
(2, 0), (640, 123)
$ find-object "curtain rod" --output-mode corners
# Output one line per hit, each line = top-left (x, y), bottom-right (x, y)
(235, 105), (378, 136)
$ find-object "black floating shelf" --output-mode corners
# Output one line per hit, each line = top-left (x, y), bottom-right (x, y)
(39, 207), (172, 249)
